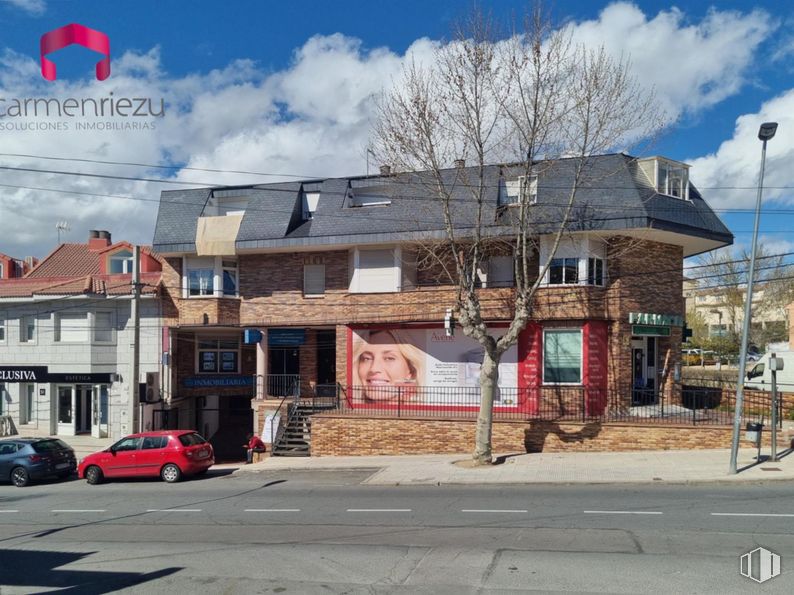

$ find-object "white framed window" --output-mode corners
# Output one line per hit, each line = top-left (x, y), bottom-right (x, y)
(350, 248), (399, 293)
(587, 257), (604, 286)
(184, 256), (239, 298)
(543, 328), (583, 385)
(656, 161), (689, 199)
(206, 189), (249, 216)
(19, 315), (36, 344)
(0, 314), (5, 342)
(93, 311), (115, 343)
(55, 312), (89, 343)
(304, 264), (326, 297)
(197, 337), (240, 374)
(548, 258), (579, 285)
(109, 249), (134, 274)
(500, 175), (538, 205)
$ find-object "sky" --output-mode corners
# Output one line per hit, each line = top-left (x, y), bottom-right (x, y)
(0, 0), (792, 261)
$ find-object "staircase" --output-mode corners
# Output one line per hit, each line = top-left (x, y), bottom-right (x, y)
(271, 391), (339, 457)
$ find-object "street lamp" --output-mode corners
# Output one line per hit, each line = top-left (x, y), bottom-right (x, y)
(729, 121), (778, 475)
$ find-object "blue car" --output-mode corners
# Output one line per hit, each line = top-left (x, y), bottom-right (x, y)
(0, 438), (77, 487)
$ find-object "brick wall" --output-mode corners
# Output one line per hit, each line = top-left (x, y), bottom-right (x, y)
(311, 414), (774, 456)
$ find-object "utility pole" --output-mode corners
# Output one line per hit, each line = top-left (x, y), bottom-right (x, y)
(131, 245), (142, 433)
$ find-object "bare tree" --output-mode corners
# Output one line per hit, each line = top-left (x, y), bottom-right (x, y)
(373, 6), (663, 464)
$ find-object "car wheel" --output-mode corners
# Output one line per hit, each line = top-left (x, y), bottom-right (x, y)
(161, 463), (182, 483)
(11, 467), (30, 488)
(85, 466), (104, 485)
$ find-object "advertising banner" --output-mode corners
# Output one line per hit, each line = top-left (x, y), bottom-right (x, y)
(348, 327), (519, 408)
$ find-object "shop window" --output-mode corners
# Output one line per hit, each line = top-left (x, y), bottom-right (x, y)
(57, 387), (72, 424)
(0, 315), (5, 342)
(543, 329), (583, 384)
(55, 313), (89, 343)
(197, 337), (240, 373)
(0, 383), (4, 414)
(20, 384), (35, 424)
(549, 258), (579, 285)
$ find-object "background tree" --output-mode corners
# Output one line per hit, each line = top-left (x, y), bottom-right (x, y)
(373, 6), (663, 465)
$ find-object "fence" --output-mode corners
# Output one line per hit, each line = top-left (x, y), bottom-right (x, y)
(329, 385), (775, 427)
(253, 374), (301, 399)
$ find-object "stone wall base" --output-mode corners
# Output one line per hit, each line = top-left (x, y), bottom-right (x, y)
(311, 414), (781, 456)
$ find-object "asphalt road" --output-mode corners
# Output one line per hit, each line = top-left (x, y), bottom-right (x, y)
(1, 468), (793, 593)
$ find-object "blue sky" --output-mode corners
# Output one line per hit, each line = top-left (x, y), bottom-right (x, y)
(0, 0), (792, 258)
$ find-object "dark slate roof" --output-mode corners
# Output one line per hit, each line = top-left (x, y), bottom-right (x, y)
(151, 153), (733, 253)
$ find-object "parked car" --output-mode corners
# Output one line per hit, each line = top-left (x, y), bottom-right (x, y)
(745, 349), (794, 392)
(0, 438), (77, 487)
(78, 430), (214, 484)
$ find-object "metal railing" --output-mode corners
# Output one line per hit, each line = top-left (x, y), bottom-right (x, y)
(253, 374), (301, 400)
(328, 385), (773, 427)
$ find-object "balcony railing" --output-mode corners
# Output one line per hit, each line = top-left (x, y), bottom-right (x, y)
(253, 374), (301, 399)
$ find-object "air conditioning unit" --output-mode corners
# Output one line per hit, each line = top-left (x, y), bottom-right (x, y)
(145, 372), (160, 403)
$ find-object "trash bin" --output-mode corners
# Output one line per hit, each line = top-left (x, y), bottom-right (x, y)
(744, 422), (763, 445)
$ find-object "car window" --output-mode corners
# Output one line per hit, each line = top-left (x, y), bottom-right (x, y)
(33, 439), (69, 453)
(747, 363), (765, 380)
(141, 436), (168, 450)
(113, 437), (142, 451)
(0, 443), (18, 455)
(178, 433), (206, 447)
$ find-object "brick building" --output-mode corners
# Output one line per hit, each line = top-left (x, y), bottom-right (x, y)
(0, 231), (162, 440)
(152, 154), (732, 455)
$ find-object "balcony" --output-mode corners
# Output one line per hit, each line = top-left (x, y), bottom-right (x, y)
(178, 297), (241, 327)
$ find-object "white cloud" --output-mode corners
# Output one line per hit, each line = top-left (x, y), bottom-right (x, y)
(564, 3), (773, 120)
(689, 89), (794, 209)
(0, 3), (778, 258)
(2, 0), (45, 16)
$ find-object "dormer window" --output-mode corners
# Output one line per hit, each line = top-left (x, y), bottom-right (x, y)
(302, 191), (320, 220)
(109, 249), (133, 274)
(499, 175), (537, 205)
(640, 158), (690, 200)
(205, 189), (249, 216)
(348, 190), (391, 207)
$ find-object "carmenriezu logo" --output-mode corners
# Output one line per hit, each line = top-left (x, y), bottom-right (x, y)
(0, 23), (164, 133)
(40, 23), (110, 81)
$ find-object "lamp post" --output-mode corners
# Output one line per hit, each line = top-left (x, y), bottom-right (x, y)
(729, 121), (778, 475)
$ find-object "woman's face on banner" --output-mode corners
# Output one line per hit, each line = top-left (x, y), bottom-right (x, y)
(357, 332), (414, 398)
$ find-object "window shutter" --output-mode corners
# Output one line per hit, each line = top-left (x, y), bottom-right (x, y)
(304, 264), (326, 296)
(58, 313), (89, 342)
(357, 249), (396, 292)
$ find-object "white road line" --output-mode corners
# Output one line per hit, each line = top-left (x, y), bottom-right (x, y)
(244, 509), (301, 512)
(51, 509), (107, 513)
(0, 510), (19, 513)
(461, 509), (528, 513)
(711, 512), (794, 518)
(145, 508), (202, 512)
(583, 510), (663, 515)
(346, 508), (412, 512)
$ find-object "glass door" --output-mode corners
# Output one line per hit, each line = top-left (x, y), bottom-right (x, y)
(57, 385), (75, 436)
(91, 385), (109, 438)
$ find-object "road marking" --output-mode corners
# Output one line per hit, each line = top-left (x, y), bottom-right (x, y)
(51, 509), (107, 513)
(583, 510), (663, 515)
(461, 509), (528, 513)
(711, 512), (794, 518)
(146, 508), (202, 512)
(0, 510), (19, 513)
(245, 509), (301, 512)
(346, 509), (412, 512)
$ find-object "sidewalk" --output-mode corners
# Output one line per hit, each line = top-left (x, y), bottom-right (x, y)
(232, 447), (794, 485)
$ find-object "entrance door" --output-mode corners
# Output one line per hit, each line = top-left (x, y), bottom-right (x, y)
(57, 386), (75, 436)
(316, 329), (337, 398)
(76, 385), (93, 434)
(269, 346), (300, 396)
(91, 385), (109, 438)
(631, 337), (657, 405)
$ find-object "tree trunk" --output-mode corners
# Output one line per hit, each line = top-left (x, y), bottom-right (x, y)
(473, 349), (499, 465)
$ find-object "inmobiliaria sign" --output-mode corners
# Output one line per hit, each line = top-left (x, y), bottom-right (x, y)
(0, 23), (164, 132)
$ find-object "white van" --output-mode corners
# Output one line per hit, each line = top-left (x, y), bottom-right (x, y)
(744, 349), (794, 392)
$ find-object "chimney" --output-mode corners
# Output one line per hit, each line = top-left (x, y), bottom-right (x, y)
(88, 229), (112, 251)
(454, 159), (466, 169)
(379, 165), (391, 176)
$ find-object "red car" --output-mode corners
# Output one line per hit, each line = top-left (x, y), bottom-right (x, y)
(78, 430), (214, 484)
